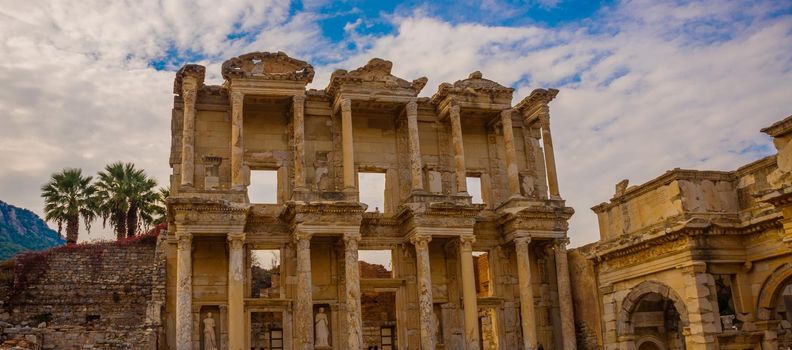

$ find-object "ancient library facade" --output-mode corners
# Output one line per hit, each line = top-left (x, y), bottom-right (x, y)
(165, 52), (575, 350)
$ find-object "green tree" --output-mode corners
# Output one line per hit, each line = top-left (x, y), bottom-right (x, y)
(40, 168), (96, 244)
(95, 162), (158, 239)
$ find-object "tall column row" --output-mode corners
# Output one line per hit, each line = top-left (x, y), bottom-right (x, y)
(175, 233), (193, 350)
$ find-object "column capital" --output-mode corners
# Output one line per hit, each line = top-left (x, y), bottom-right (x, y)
(459, 235), (476, 250)
(293, 94), (305, 104)
(410, 234), (432, 249)
(340, 98), (352, 112)
(514, 236), (532, 246)
(182, 88), (197, 104)
(406, 98), (418, 112)
(554, 237), (570, 248)
(176, 232), (193, 247)
(294, 231), (313, 249)
(230, 90), (244, 105)
(228, 232), (246, 249)
(500, 108), (515, 118)
(343, 233), (361, 247)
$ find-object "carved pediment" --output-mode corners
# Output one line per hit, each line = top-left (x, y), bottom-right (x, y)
(430, 71), (514, 105)
(515, 88), (559, 115)
(326, 58), (428, 97)
(221, 51), (314, 83)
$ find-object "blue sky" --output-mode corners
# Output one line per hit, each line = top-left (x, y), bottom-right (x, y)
(1, 0), (791, 245)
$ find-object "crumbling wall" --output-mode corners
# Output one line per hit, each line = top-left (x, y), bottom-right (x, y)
(568, 244), (602, 350)
(0, 232), (166, 349)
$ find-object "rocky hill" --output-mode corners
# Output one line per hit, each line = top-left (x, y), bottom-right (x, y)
(0, 200), (64, 260)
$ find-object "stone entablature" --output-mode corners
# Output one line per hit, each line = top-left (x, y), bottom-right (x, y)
(165, 52), (575, 350)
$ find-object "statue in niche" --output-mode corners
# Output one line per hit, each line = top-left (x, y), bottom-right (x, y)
(315, 307), (330, 347)
(203, 312), (217, 350)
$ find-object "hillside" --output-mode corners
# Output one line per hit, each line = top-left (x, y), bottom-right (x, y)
(0, 200), (64, 260)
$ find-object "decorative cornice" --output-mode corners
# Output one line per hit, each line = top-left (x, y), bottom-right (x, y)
(514, 88), (558, 116)
(221, 51), (314, 83)
(760, 114), (792, 138)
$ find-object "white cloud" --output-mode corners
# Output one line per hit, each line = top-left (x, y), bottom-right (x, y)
(0, 0), (790, 247)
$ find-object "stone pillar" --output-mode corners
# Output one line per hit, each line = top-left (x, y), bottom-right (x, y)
(230, 91), (245, 190)
(344, 233), (363, 349)
(411, 235), (436, 349)
(293, 95), (306, 190)
(538, 108), (559, 198)
(406, 98), (424, 192)
(449, 103), (467, 194)
(180, 84), (198, 187)
(680, 262), (719, 350)
(762, 329), (778, 350)
(459, 236), (481, 350)
(176, 233), (193, 350)
(515, 237), (537, 350)
(554, 238), (576, 350)
(227, 233), (245, 350)
(501, 109), (520, 197)
(341, 98), (355, 189)
(294, 232), (314, 350)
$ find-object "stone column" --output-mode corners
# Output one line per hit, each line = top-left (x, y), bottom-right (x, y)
(554, 238), (577, 350)
(538, 108), (559, 198)
(344, 233), (363, 349)
(294, 232), (314, 350)
(176, 233), (193, 350)
(230, 91), (245, 190)
(228, 233), (245, 350)
(762, 329), (778, 350)
(515, 237), (537, 350)
(341, 98), (355, 189)
(680, 262), (719, 350)
(459, 236), (481, 350)
(411, 235), (436, 349)
(501, 109), (521, 197)
(406, 98), (424, 192)
(449, 103), (467, 194)
(180, 85), (198, 187)
(293, 95), (306, 190)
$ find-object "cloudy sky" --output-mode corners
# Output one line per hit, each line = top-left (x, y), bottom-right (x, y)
(1, 0), (791, 246)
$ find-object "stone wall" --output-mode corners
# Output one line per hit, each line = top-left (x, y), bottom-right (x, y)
(0, 232), (165, 349)
(567, 244), (602, 350)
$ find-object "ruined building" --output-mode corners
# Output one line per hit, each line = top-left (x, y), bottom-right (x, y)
(166, 52), (576, 350)
(570, 116), (792, 350)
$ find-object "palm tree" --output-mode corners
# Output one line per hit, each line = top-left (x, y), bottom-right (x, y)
(95, 162), (159, 239)
(41, 168), (96, 244)
(147, 186), (170, 226)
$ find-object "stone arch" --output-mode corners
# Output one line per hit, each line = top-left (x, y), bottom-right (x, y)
(617, 280), (689, 336)
(636, 335), (666, 350)
(757, 263), (792, 320)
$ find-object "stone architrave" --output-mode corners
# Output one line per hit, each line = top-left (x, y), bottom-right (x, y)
(176, 233), (193, 350)
(501, 109), (520, 197)
(344, 233), (363, 349)
(294, 232), (314, 350)
(515, 237), (537, 350)
(411, 235), (436, 349)
(230, 91), (245, 190)
(406, 98), (424, 191)
(459, 235), (481, 350)
(340, 99), (355, 189)
(293, 95), (307, 189)
(227, 233), (245, 350)
(449, 102), (467, 194)
(554, 238), (576, 350)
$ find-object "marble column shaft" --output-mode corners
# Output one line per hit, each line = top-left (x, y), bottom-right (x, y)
(538, 108), (559, 198)
(228, 233), (246, 350)
(230, 91), (245, 190)
(459, 236), (481, 350)
(341, 99), (355, 189)
(501, 109), (520, 196)
(406, 99), (424, 192)
(180, 84), (197, 187)
(175, 233), (193, 350)
(411, 235), (436, 349)
(293, 95), (306, 189)
(554, 239), (577, 350)
(449, 103), (467, 194)
(515, 237), (537, 350)
(344, 234), (363, 350)
(295, 233), (314, 350)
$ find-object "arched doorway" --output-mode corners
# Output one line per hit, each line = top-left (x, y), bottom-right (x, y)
(618, 281), (688, 350)
(757, 264), (792, 348)
(772, 278), (792, 348)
